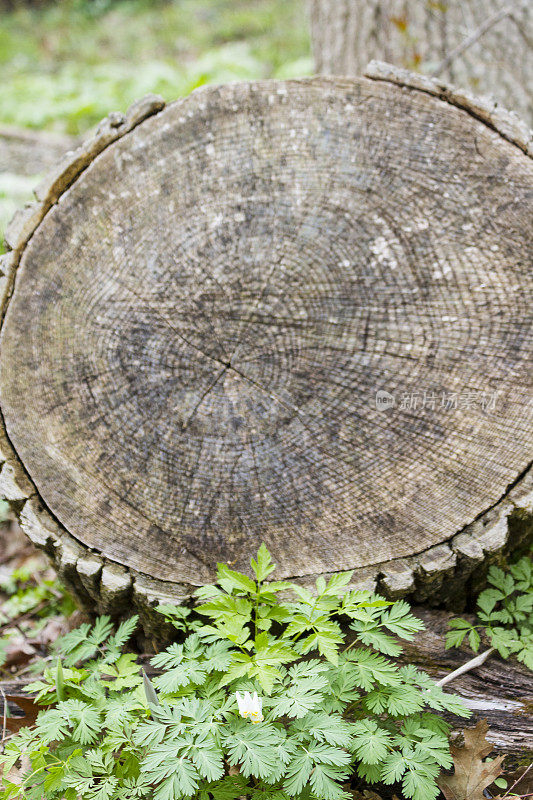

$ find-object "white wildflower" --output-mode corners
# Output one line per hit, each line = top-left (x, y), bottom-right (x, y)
(235, 691), (263, 723)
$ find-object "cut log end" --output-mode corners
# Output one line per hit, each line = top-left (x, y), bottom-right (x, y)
(0, 72), (531, 632)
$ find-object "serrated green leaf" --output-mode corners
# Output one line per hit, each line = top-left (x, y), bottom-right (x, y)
(34, 708), (70, 745)
(216, 564), (256, 595)
(477, 589), (501, 616)
(351, 720), (392, 764)
(283, 749), (314, 795)
(154, 662), (207, 694)
(251, 544), (276, 582)
(293, 711), (353, 747)
(380, 750), (407, 783)
(153, 760), (199, 800)
(445, 622), (472, 650)
(189, 742), (225, 781)
(343, 648), (401, 690)
(402, 761), (440, 800)
(357, 761), (382, 783)
(488, 566), (515, 595)
(107, 615), (139, 649)
(468, 628), (481, 652)
(310, 762), (350, 800)
(61, 699), (101, 744)
(270, 674), (327, 718)
(350, 623), (402, 657)
(225, 722), (284, 780)
(323, 572), (354, 597)
(380, 601), (425, 640)
(510, 557), (533, 590)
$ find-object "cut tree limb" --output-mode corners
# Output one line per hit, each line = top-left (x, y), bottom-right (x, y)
(400, 609), (533, 764)
(435, 647), (495, 688)
(0, 71), (532, 636)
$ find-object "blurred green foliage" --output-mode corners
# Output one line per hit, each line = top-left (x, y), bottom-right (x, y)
(0, 558), (74, 624)
(0, 499), (11, 522)
(0, 0), (312, 135)
(0, 0), (311, 250)
(0, 556), (77, 669)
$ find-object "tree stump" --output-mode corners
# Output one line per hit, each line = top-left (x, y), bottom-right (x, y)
(0, 69), (532, 635)
(308, 0), (533, 127)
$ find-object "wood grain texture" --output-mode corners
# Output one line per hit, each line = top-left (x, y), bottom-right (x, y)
(0, 74), (532, 621)
(308, 0), (532, 126)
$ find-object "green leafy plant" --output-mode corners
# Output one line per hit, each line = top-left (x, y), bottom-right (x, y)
(446, 556), (533, 668)
(0, 545), (469, 800)
(0, 559), (72, 625)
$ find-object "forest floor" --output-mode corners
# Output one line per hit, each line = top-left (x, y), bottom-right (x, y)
(1, 4), (532, 791)
(0, 512), (81, 682)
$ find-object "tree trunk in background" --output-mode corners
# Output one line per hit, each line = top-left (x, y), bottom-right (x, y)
(308, 0), (532, 125)
(0, 127), (77, 177)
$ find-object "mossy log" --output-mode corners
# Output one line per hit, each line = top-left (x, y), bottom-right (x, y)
(0, 67), (532, 638)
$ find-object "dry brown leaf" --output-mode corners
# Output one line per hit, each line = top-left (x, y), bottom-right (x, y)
(2, 636), (36, 668)
(4, 693), (40, 733)
(350, 792), (384, 800)
(438, 720), (504, 800)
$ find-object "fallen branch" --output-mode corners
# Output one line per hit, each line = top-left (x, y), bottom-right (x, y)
(501, 763), (533, 800)
(398, 609), (533, 757)
(436, 647), (495, 688)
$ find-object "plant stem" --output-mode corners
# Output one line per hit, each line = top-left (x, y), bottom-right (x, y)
(0, 687), (7, 744)
(436, 647), (495, 687)
(500, 762), (533, 800)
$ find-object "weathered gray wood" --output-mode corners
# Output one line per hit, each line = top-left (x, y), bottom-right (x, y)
(308, 0), (532, 126)
(0, 75), (532, 626)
